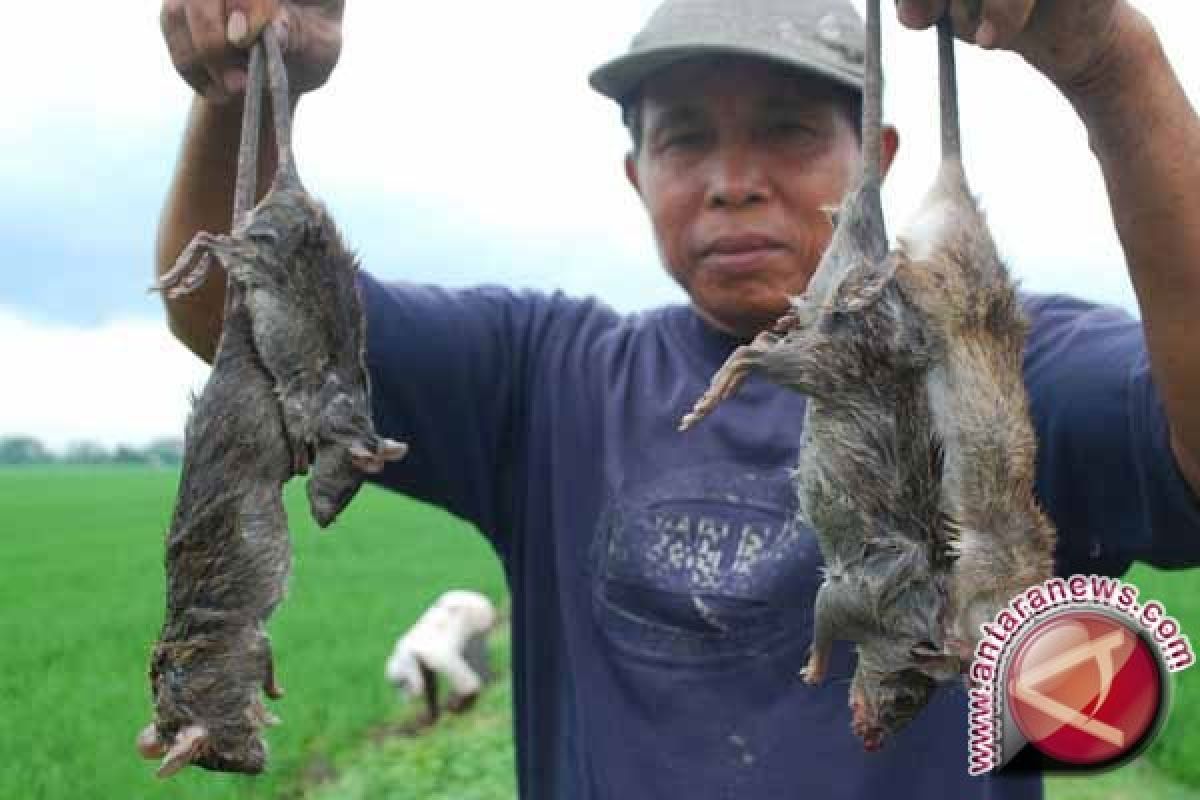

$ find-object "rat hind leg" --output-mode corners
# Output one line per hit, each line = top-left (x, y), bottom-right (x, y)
(756, 324), (857, 400)
(154, 233), (230, 298)
(680, 331), (781, 430)
(801, 579), (848, 685)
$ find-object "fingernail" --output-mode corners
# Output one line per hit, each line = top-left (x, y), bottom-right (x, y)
(224, 68), (247, 94)
(227, 10), (249, 46)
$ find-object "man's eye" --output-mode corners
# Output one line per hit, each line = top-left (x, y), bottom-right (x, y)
(662, 130), (705, 149)
(768, 120), (818, 138)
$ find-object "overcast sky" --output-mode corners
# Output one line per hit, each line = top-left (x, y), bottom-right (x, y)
(2, 1), (1198, 450)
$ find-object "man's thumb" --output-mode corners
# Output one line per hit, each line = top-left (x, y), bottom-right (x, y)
(226, 0), (278, 48)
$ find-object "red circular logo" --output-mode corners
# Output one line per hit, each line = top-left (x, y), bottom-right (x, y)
(1004, 610), (1164, 766)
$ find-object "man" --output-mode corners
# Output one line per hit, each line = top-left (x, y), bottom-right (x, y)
(157, 0), (1200, 797)
(386, 589), (498, 729)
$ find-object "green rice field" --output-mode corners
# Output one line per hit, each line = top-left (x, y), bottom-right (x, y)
(1, 466), (1196, 799)
(0, 466), (510, 800)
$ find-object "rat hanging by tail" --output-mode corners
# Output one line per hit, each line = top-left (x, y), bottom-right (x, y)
(139, 24), (405, 778)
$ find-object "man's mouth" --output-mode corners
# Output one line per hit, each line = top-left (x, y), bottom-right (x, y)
(700, 234), (786, 269)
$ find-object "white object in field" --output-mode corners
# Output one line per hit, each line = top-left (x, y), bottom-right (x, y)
(385, 590), (497, 698)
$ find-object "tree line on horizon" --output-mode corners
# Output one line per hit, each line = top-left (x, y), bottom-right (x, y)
(0, 435), (184, 466)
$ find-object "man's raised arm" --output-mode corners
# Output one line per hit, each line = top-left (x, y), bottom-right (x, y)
(155, 0), (344, 363)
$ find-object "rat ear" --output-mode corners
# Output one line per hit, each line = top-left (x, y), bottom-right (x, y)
(819, 205), (841, 229)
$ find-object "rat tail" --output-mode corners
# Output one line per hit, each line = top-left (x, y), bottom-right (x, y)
(233, 41), (266, 226)
(937, 15), (962, 165)
(263, 25), (301, 188)
(863, 0), (883, 186)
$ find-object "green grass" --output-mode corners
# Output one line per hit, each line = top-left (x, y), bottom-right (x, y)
(1119, 563), (1200, 788)
(1047, 758), (1199, 800)
(3, 467), (1199, 800)
(0, 466), (509, 800)
(302, 631), (515, 800)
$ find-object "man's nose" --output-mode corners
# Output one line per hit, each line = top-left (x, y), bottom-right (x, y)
(705, 146), (769, 209)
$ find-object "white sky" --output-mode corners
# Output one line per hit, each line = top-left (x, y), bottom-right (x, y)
(1, 1), (1198, 450)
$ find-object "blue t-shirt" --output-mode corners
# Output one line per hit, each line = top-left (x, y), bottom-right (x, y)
(359, 272), (1200, 800)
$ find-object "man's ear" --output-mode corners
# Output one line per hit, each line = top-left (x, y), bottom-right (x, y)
(880, 125), (900, 180)
(624, 152), (642, 195)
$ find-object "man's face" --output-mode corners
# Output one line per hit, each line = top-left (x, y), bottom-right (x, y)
(626, 56), (888, 339)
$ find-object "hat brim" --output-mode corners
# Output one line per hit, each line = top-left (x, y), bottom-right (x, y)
(589, 43), (863, 105)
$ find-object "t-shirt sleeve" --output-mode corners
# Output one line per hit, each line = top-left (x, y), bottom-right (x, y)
(1023, 293), (1200, 576)
(355, 270), (565, 559)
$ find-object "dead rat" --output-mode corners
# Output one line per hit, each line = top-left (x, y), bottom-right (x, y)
(137, 39), (292, 774)
(681, 0), (959, 751)
(895, 16), (1056, 662)
(140, 26), (403, 777)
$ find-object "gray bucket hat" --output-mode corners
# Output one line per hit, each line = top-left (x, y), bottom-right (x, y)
(589, 0), (866, 105)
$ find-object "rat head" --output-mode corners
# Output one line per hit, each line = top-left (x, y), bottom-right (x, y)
(306, 380), (407, 527)
(141, 629), (275, 776)
(850, 664), (935, 751)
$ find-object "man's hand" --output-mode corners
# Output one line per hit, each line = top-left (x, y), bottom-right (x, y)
(894, 0), (1125, 92)
(161, 0), (344, 104)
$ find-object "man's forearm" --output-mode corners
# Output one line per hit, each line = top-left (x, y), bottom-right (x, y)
(155, 95), (279, 363)
(1063, 6), (1200, 492)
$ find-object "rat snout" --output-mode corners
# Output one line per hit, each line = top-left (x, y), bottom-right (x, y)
(850, 693), (885, 752)
(307, 467), (359, 528)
